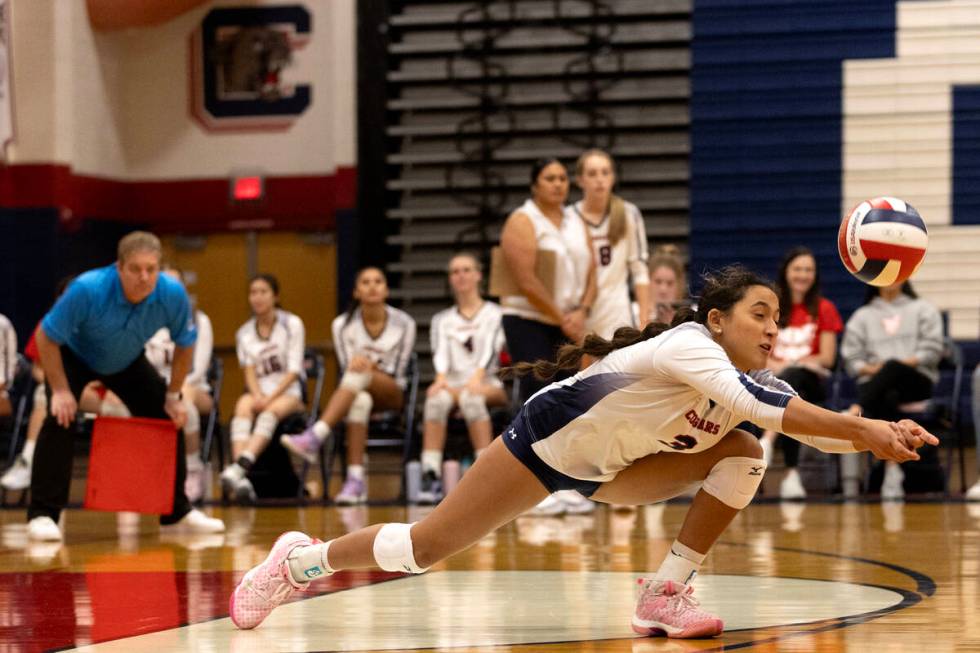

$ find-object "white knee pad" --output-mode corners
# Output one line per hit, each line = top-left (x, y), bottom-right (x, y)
(701, 456), (766, 510)
(423, 389), (453, 424)
(253, 411), (279, 440)
(183, 397), (200, 435)
(373, 522), (427, 574)
(340, 370), (372, 393)
(33, 384), (47, 410)
(230, 416), (252, 443)
(458, 390), (489, 424)
(347, 391), (373, 425)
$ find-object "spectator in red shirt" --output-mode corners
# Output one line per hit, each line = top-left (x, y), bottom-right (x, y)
(761, 247), (843, 500)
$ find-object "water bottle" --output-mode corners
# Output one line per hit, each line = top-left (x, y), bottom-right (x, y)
(405, 460), (422, 503)
(442, 460), (461, 495)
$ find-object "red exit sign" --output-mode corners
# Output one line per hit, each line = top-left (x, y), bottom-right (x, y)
(231, 175), (264, 201)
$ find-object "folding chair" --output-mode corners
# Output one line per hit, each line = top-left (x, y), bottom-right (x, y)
(3, 354), (37, 468)
(894, 337), (965, 495)
(199, 356), (225, 468)
(318, 353), (420, 503)
(1, 355), (38, 504)
(288, 349), (327, 499)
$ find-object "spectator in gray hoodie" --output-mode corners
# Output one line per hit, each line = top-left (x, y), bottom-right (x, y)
(841, 280), (943, 500)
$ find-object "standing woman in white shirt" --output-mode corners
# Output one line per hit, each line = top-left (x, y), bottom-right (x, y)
(419, 252), (507, 503)
(221, 274), (306, 503)
(232, 265), (937, 638)
(144, 266), (216, 502)
(282, 267), (416, 505)
(573, 149), (650, 337)
(499, 158), (596, 403)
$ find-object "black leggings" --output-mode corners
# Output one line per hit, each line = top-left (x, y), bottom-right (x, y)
(29, 346), (191, 524)
(774, 366), (827, 468)
(502, 315), (569, 404)
(858, 360), (933, 422)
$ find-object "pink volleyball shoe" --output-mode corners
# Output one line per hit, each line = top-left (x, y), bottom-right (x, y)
(631, 578), (724, 639)
(229, 531), (321, 629)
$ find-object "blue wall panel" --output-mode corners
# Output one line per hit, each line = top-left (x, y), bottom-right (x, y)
(953, 86), (980, 226)
(690, 0), (899, 319)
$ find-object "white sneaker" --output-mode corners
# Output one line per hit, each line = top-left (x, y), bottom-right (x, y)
(232, 477), (257, 504)
(759, 437), (774, 468)
(1, 457), (31, 491)
(557, 489), (595, 514)
(162, 509), (225, 534)
(881, 463), (905, 501)
(531, 493), (565, 516)
(27, 516), (63, 542)
(220, 464), (245, 498)
(966, 480), (980, 502)
(779, 469), (807, 500)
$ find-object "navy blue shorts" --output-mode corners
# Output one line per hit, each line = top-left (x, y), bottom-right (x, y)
(501, 411), (602, 498)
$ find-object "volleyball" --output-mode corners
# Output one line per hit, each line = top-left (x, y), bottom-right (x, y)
(837, 196), (928, 287)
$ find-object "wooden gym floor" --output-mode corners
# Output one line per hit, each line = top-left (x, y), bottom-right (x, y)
(1, 499), (978, 652)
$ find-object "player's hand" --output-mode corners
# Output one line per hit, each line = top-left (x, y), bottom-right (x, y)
(560, 310), (586, 343)
(426, 380), (447, 398)
(165, 394), (187, 428)
(252, 394), (268, 411)
(349, 355), (373, 373)
(859, 419), (919, 463)
(891, 419), (939, 452)
(50, 389), (78, 428)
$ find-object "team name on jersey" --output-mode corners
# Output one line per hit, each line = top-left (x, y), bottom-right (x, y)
(684, 408), (721, 435)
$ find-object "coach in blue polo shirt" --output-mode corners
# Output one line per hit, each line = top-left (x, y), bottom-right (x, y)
(28, 232), (224, 541)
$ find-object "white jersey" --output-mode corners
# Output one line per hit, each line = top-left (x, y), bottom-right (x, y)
(501, 199), (592, 325)
(430, 301), (505, 387)
(574, 200), (649, 339)
(521, 322), (854, 484)
(332, 305), (416, 389)
(0, 313), (16, 388)
(236, 309), (305, 398)
(145, 310), (214, 389)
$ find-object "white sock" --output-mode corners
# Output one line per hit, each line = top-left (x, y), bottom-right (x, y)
(287, 540), (335, 583)
(421, 450), (443, 477)
(223, 463), (245, 481)
(186, 453), (204, 472)
(347, 464), (365, 481)
(22, 439), (36, 464)
(655, 540), (707, 586)
(313, 420), (330, 442)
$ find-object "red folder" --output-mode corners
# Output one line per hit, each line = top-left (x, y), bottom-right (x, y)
(84, 416), (177, 514)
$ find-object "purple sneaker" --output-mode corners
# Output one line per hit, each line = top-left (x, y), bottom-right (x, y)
(631, 578), (723, 639)
(280, 426), (323, 465)
(334, 476), (367, 505)
(229, 531), (320, 629)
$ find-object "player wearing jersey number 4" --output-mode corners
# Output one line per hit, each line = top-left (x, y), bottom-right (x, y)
(231, 265), (936, 638)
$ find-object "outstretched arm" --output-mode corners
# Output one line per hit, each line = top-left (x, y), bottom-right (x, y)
(781, 396), (937, 462)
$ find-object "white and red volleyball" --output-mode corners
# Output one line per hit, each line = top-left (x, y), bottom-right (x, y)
(837, 197), (928, 287)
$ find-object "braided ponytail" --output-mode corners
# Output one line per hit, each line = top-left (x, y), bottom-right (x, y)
(503, 264), (772, 381)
